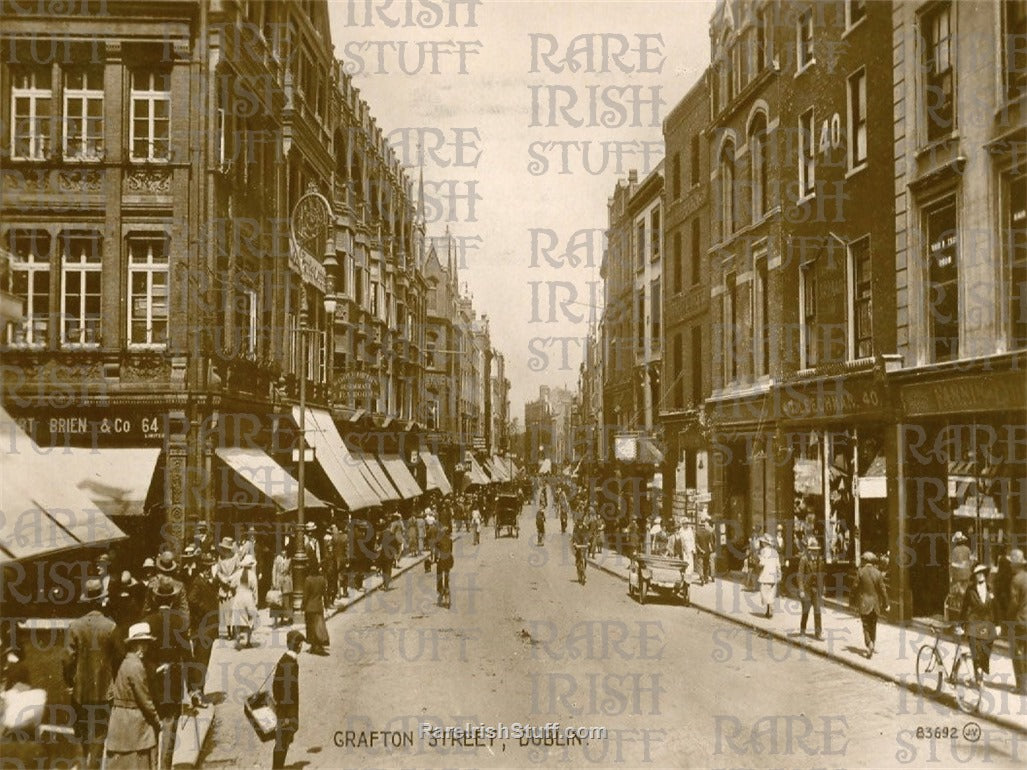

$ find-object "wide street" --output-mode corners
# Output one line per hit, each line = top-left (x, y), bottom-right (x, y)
(204, 498), (1026, 769)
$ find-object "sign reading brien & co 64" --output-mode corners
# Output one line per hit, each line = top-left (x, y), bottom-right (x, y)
(10, 408), (172, 447)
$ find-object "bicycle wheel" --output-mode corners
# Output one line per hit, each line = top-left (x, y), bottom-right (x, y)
(953, 652), (982, 714)
(916, 645), (943, 695)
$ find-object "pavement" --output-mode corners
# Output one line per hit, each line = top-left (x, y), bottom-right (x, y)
(587, 548), (1027, 736)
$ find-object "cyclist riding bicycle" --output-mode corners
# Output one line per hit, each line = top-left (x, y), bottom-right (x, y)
(572, 522), (589, 582)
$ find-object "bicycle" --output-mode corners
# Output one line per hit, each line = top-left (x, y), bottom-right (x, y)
(915, 621), (982, 714)
(574, 544), (587, 585)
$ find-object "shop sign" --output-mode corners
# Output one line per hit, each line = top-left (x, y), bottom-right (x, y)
(901, 370), (1027, 417)
(10, 408), (172, 448)
(614, 433), (638, 462)
(778, 377), (883, 421)
(334, 370), (376, 402)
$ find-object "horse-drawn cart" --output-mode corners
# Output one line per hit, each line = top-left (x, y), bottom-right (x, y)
(494, 493), (520, 538)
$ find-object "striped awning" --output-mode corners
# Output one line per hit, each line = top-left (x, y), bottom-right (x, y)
(467, 455), (491, 486)
(419, 451), (452, 495)
(352, 450), (400, 503)
(293, 407), (380, 511)
(380, 454), (422, 499)
(215, 447), (326, 512)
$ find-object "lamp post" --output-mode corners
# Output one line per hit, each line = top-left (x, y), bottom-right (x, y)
(289, 185), (335, 619)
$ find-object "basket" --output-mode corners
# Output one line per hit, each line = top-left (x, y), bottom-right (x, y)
(244, 689), (277, 742)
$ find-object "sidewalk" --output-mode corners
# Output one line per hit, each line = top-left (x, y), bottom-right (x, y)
(588, 549), (1027, 735)
(197, 538), (460, 767)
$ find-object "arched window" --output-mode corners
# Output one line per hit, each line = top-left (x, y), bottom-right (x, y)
(719, 140), (736, 239)
(749, 113), (768, 220)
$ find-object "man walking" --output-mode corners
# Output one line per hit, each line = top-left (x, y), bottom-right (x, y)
(63, 578), (119, 769)
(696, 517), (714, 585)
(1008, 548), (1027, 695)
(855, 552), (890, 659)
(273, 630), (305, 769)
(144, 576), (190, 769)
(797, 537), (825, 640)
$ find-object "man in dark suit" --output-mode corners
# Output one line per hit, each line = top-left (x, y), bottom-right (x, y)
(855, 552), (890, 658)
(696, 518), (714, 585)
(797, 537), (825, 640)
(64, 577), (120, 770)
(1008, 549), (1027, 695)
(273, 630), (305, 769)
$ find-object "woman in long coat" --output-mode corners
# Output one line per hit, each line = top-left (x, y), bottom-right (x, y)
(961, 563), (998, 681)
(271, 539), (294, 626)
(231, 556), (259, 649)
(105, 623), (159, 769)
(758, 536), (781, 618)
(214, 538), (241, 639)
(302, 563), (330, 655)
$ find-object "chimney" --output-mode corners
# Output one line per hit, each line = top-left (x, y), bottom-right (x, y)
(628, 169), (638, 184)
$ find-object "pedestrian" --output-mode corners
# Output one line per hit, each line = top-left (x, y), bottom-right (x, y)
(140, 557), (156, 589)
(143, 550), (188, 622)
(696, 517), (714, 585)
(143, 576), (189, 769)
(949, 531), (973, 607)
(322, 534), (338, 606)
(424, 510), (438, 574)
(797, 537), (825, 640)
(272, 629), (304, 769)
(303, 522), (321, 571)
(435, 525), (454, 606)
(746, 526), (763, 591)
(301, 563), (330, 655)
(1007, 548), (1027, 695)
(271, 539), (294, 625)
(854, 551), (890, 659)
(471, 505), (482, 545)
(110, 570), (143, 632)
(406, 514), (420, 556)
(63, 577), (119, 770)
(961, 562), (998, 683)
(1, 649), (43, 767)
(682, 522), (696, 573)
(232, 555), (260, 650)
(104, 622), (160, 770)
(215, 537), (241, 639)
(757, 535), (781, 619)
(180, 545), (198, 588)
(415, 511), (426, 558)
(186, 551), (218, 706)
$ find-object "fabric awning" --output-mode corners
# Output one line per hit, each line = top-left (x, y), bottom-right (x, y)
(419, 451), (453, 495)
(467, 455), (491, 485)
(489, 456), (510, 482)
(215, 447), (325, 512)
(638, 436), (664, 464)
(351, 450), (400, 503)
(538, 458), (552, 475)
(1, 407), (126, 564)
(380, 454), (422, 499)
(60, 447), (161, 517)
(294, 407), (379, 511)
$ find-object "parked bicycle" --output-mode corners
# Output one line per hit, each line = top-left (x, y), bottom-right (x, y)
(915, 621), (982, 714)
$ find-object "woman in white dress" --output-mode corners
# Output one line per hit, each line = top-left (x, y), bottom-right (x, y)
(758, 535), (781, 618)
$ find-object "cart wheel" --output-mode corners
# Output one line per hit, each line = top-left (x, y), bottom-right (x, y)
(639, 578), (648, 605)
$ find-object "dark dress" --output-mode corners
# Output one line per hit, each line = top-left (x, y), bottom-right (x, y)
(961, 582), (997, 675)
(272, 652), (299, 769)
(301, 574), (330, 650)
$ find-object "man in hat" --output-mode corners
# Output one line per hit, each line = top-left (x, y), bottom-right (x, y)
(105, 622), (159, 769)
(140, 556), (156, 586)
(272, 629), (305, 769)
(181, 544), (198, 587)
(63, 577), (119, 769)
(696, 516), (714, 585)
(303, 521), (321, 570)
(144, 575), (190, 768)
(855, 552), (890, 659)
(798, 537), (825, 640)
(187, 550), (219, 705)
(143, 549), (189, 624)
(322, 533), (338, 606)
(1008, 548), (1027, 695)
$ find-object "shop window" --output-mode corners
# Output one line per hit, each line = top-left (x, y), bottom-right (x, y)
(848, 236), (873, 360)
(127, 236), (169, 347)
(1006, 1), (1027, 101)
(796, 8), (814, 72)
(921, 2), (954, 142)
(1007, 173), (1027, 349)
(925, 197), (959, 362)
(798, 109), (815, 199)
(10, 65), (52, 160)
(130, 69), (171, 161)
(7, 230), (51, 346)
(63, 67), (104, 161)
(60, 231), (102, 346)
(847, 68), (867, 170)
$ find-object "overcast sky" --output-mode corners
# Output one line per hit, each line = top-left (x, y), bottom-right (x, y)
(328, 0), (715, 415)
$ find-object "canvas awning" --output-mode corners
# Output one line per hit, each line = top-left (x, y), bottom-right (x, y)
(489, 456), (510, 482)
(215, 447), (325, 512)
(419, 451), (453, 495)
(1, 407), (126, 564)
(351, 450), (400, 503)
(293, 407), (379, 511)
(538, 458), (552, 475)
(380, 454), (422, 499)
(467, 455), (491, 485)
(858, 452), (887, 499)
(59, 447), (162, 517)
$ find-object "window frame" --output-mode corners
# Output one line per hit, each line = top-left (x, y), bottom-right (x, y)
(1004, 172), (1026, 349)
(923, 194), (960, 363)
(127, 236), (170, 348)
(799, 261), (817, 369)
(749, 113), (769, 219)
(10, 65), (53, 161)
(920, 1), (955, 143)
(7, 230), (51, 347)
(719, 141), (736, 240)
(796, 8), (815, 73)
(690, 324), (702, 405)
(690, 134), (701, 187)
(690, 218), (702, 286)
(846, 235), (873, 361)
(798, 109), (815, 199)
(845, 0), (867, 31)
(753, 251), (770, 377)
(847, 68), (868, 172)
(59, 230), (103, 347)
(650, 207), (661, 262)
(129, 69), (171, 162)
(63, 66), (104, 161)
(673, 230), (683, 295)
(724, 271), (738, 383)
(1005, 0), (1027, 102)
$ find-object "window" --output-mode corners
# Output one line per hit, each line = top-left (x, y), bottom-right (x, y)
(731, 43), (742, 98)
(7, 230), (50, 346)
(637, 289), (645, 350)
(1006, 0), (1027, 101)
(651, 278), (661, 348)
(128, 237), (169, 346)
(800, 263), (817, 368)
(130, 69), (171, 161)
(719, 141), (736, 239)
(691, 219), (701, 285)
(925, 197), (959, 362)
(691, 325), (702, 404)
(673, 231), (683, 294)
(60, 231), (102, 346)
(673, 333), (683, 408)
(754, 254), (770, 376)
(10, 66), (52, 160)
(636, 221), (646, 268)
(846, 0), (867, 29)
(798, 109), (815, 198)
(797, 8), (814, 71)
(749, 113), (769, 218)
(370, 280), (379, 317)
(690, 134), (701, 186)
(724, 272), (738, 382)
(63, 67), (104, 160)
(848, 236), (872, 359)
(757, 6), (773, 72)
(922, 2), (954, 141)
(1006, 174), (1026, 348)
(672, 152), (682, 199)
(234, 288), (257, 354)
(650, 208), (661, 261)
(847, 69), (868, 169)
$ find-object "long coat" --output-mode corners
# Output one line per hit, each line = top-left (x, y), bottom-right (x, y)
(105, 651), (159, 753)
(272, 652), (300, 732)
(301, 574), (330, 648)
(855, 563), (890, 616)
(63, 609), (119, 706)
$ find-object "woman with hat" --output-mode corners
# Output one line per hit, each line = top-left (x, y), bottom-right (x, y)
(757, 534), (781, 618)
(961, 562), (998, 683)
(271, 538), (294, 626)
(215, 537), (241, 639)
(301, 562), (330, 655)
(104, 622), (159, 769)
(232, 554), (260, 650)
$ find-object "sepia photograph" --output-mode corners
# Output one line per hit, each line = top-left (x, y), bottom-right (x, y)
(0, 0), (1025, 767)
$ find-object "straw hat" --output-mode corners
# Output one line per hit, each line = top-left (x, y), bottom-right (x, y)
(125, 622), (155, 643)
(861, 551), (877, 563)
(972, 563), (989, 577)
(81, 577), (107, 603)
(153, 575), (179, 600)
(305, 521), (317, 531)
(219, 537), (236, 553)
(155, 550), (178, 574)
(806, 537), (821, 551)
(141, 557), (156, 571)
(1010, 549), (1026, 567)
(952, 531), (968, 544)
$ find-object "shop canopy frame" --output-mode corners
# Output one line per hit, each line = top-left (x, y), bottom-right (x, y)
(380, 454), (423, 499)
(214, 447), (327, 513)
(419, 451), (453, 495)
(293, 407), (380, 511)
(466, 455), (491, 486)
